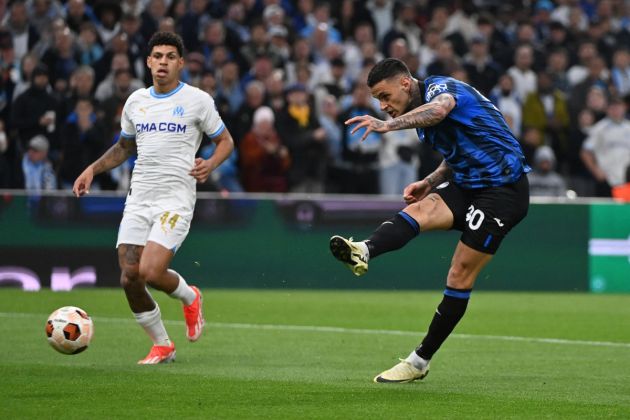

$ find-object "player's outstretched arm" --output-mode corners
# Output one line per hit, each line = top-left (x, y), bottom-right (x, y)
(72, 136), (136, 197)
(189, 129), (235, 183)
(403, 160), (453, 204)
(388, 93), (455, 131)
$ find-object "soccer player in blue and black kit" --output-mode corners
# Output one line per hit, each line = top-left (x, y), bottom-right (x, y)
(330, 58), (530, 383)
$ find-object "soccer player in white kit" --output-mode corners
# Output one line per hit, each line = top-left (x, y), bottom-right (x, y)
(72, 32), (235, 364)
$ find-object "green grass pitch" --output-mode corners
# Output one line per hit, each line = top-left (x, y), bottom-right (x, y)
(1, 288), (629, 419)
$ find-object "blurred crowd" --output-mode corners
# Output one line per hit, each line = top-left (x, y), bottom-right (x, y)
(1, 0), (630, 199)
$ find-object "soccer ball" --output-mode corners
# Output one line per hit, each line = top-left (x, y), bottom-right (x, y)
(45, 306), (93, 354)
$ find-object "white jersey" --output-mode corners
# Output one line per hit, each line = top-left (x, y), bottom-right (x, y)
(120, 82), (225, 200)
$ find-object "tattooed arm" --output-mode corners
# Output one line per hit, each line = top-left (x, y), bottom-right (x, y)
(92, 136), (137, 174)
(387, 93), (456, 131)
(424, 160), (453, 188)
(344, 93), (456, 142)
(403, 160), (453, 204)
(73, 136), (137, 196)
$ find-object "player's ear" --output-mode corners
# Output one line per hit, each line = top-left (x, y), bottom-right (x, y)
(400, 76), (411, 94)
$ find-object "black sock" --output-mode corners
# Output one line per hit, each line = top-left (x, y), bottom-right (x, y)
(416, 287), (471, 360)
(366, 212), (419, 258)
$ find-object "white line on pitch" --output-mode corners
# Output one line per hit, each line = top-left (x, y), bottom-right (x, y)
(2, 312), (630, 349)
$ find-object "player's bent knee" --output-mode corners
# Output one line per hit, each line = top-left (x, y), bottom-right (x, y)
(118, 258), (141, 287)
(138, 265), (166, 286)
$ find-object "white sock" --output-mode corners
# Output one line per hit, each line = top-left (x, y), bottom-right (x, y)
(405, 350), (429, 370)
(134, 304), (171, 346)
(168, 269), (196, 305)
(358, 241), (370, 259)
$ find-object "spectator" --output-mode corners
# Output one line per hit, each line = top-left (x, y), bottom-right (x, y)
(285, 36), (314, 86)
(318, 94), (343, 192)
(522, 71), (570, 171)
(197, 20), (243, 72)
(60, 65), (96, 122)
(40, 27), (80, 89)
(216, 61), (244, 116)
(239, 106), (290, 192)
(567, 41), (598, 87)
(264, 69), (286, 115)
(3, 1), (40, 62)
(11, 52), (39, 102)
(65, 0), (96, 35)
(232, 80), (266, 145)
(100, 69), (135, 141)
(489, 73), (522, 138)
(528, 145), (567, 197)
(610, 47), (630, 97)
(462, 34), (502, 97)
(476, 13), (510, 61)
(22, 135), (57, 192)
(94, 0), (122, 44)
(507, 44), (537, 103)
(381, 1), (421, 56)
(417, 25), (441, 78)
(427, 5), (467, 57)
(386, 37), (410, 63)
(337, 82), (382, 194)
(276, 83), (327, 193)
(58, 98), (111, 189)
(544, 22), (576, 66)
(180, 51), (205, 88)
(179, 0), (210, 52)
(581, 98), (630, 197)
(426, 39), (460, 77)
(11, 64), (59, 150)
(314, 57), (351, 102)
(343, 21), (376, 81)
(365, 0), (394, 45)
(94, 53), (144, 103)
(240, 54), (274, 89)
(240, 22), (270, 68)
(139, 0), (167, 42)
(509, 21), (547, 71)
(567, 109), (597, 197)
(546, 48), (571, 94)
(28, 0), (64, 38)
(333, 0), (374, 42)
(225, 1), (250, 45)
(520, 126), (542, 166)
(119, 13), (147, 77)
(76, 22), (105, 67)
(0, 31), (17, 121)
(583, 85), (609, 122)
(122, 0), (144, 17)
(299, 1), (341, 44)
(267, 25), (291, 67)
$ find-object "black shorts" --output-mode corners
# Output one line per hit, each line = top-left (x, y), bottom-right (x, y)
(434, 175), (530, 254)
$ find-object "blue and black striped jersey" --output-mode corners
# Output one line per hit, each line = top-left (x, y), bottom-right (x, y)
(416, 76), (530, 188)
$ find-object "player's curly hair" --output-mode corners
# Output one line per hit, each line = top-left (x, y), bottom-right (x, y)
(367, 58), (412, 88)
(147, 31), (185, 57)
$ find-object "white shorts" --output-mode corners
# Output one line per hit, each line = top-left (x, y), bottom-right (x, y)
(116, 187), (193, 253)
